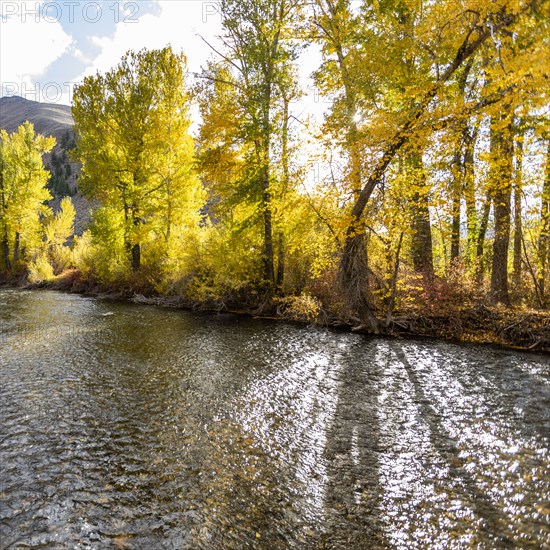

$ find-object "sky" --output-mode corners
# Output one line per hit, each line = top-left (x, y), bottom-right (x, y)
(0, 0), (228, 104)
(0, 0), (332, 147)
(0, 0), (326, 108)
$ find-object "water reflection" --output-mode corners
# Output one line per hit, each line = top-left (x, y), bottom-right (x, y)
(0, 290), (549, 548)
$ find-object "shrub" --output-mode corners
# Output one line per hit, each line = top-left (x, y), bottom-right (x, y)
(28, 255), (55, 283)
(274, 293), (321, 323)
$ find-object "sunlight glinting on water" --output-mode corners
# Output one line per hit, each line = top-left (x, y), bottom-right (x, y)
(375, 342), (453, 548)
(232, 345), (340, 523)
(373, 343), (550, 548)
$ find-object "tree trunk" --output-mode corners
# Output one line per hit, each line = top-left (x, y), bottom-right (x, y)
(126, 207), (141, 272)
(475, 191), (492, 285)
(262, 179), (275, 286)
(339, 231), (380, 333)
(13, 232), (20, 265)
(409, 152), (434, 278)
(464, 122), (478, 268)
(252, 134), (275, 288)
(260, 72), (275, 288)
(489, 113), (513, 306)
(333, 33), (376, 322)
(275, 96), (290, 292)
(132, 210), (142, 271)
(450, 151), (461, 263)
(384, 232), (404, 327)
(1, 233), (10, 271)
(537, 139), (550, 306)
(512, 123), (524, 291)
(131, 243), (141, 272)
(276, 233), (285, 290)
(450, 60), (473, 264)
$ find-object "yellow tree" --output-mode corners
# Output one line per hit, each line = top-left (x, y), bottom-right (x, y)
(73, 47), (204, 280)
(43, 196), (76, 273)
(198, 0), (302, 291)
(0, 122), (54, 271)
(314, 0), (549, 329)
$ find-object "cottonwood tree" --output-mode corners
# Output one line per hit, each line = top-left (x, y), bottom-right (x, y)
(0, 122), (54, 271)
(73, 47), (203, 278)
(313, 0), (548, 329)
(197, 0), (302, 291)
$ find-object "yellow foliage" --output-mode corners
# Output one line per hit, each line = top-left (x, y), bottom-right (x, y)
(274, 293), (321, 323)
(28, 255), (55, 283)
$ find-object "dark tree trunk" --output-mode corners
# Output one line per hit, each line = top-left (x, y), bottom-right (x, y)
(131, 243), (141, 272)
(409, 153), (434, 278)
(276, 233), (284, 290)
(475, 191), (492, 284)
(450, 158), (461, 263)
(489, 113), (513, 306)
(262, 184), (275, 287)
(1, 234), (10, 270)
(537, 139), (550, 306)
(131, 212), (141, 272)
(125, 206), (141, 272)
(339, 232), (380, 333)
(512, 124), (524, 291)
(275, 96), (289, 292)
(259, 82), (275, 288)
(464, 122), (478, 267)
(13, 232), (20, 265)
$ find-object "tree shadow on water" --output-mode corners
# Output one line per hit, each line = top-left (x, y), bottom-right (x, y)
(392, 344), (518, 547)
(321, 344), (391, 549)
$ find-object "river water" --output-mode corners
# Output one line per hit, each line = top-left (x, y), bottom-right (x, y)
(0, 289), (548, 549)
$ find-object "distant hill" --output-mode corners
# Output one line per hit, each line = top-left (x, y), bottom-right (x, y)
(0, 96), (73, 139)
(0, 96), (91, 234)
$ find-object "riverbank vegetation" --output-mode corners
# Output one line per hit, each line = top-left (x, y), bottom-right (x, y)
(1, 0), (550, 350)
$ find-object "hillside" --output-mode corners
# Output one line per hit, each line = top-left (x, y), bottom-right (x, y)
(0, 96), (90, 233)
(0, 95), (73, 139)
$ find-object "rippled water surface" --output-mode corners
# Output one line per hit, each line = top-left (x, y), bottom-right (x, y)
(0, 289), (549, 548)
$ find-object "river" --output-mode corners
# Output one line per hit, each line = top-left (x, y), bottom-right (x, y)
(0, 289), (548, 548)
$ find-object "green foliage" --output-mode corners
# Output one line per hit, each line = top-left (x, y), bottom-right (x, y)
(47, 148), (73, 197)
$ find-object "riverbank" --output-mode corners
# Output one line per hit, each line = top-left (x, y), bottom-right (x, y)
(2, 270), (549, 353)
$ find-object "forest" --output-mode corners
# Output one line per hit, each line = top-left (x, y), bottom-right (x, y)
(1, 0), (549, 348)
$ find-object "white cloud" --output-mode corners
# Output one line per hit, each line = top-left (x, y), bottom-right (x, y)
(80, 0), (222, 81)
(0, 1), (72, 95)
